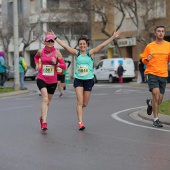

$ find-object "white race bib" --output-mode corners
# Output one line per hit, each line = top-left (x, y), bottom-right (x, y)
(78, 65), (89, 76)
(42, 65), (54, 76)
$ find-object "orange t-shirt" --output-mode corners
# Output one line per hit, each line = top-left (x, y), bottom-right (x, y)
(142, 41), (170, 77)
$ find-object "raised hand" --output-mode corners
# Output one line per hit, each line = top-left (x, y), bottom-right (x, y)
(113, 30), (121, 39)
(50, 30), (56, 38)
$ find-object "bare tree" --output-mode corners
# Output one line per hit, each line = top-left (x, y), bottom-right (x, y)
(44, 0), (90, 78)
(114, 0), (170, 44)
(0, 17), (13, 64)
(91, 0), (125, 56)
(18, 17), (40, 56)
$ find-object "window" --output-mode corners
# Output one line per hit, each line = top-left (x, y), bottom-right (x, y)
(48, 23), (88, 38)
(47, 0), (59, 9)
(30, 0), (35, 13)
(71, 24), (88, 35)
(96, 61), (103, 69)
(70, 0), (87, 8)
(18, 0), (23, 15)
(8, 2), (13, 23)
(48, 24), (70, 35)
(148, 0), (166, 19)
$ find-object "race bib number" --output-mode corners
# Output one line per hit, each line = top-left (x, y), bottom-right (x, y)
(78, 65), (89, 76)
(42, 65), (54, 76)
(57, 67), (63, 75)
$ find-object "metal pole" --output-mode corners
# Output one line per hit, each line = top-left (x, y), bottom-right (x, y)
(13, 0), (20, 90)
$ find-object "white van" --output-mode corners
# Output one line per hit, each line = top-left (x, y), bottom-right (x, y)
(94, 58), (135, 83)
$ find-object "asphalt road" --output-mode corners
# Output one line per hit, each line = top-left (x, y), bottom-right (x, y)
(1, 81), (170, 170)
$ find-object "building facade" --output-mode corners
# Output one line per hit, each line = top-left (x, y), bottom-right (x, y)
(114, 0), (170, 74)
(1, 0), (115, 78)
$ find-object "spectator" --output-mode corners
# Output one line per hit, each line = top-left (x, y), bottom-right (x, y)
(19, 51), (27, 90)
(0, 51), (7, 88)
(117, 63), (124, 83)
(138, 59), (145, 83)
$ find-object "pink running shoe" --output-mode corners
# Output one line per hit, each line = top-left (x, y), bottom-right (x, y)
(39, 116), (43, 129)
(41, 123), (48, 131)
(78, 122), (85, 131)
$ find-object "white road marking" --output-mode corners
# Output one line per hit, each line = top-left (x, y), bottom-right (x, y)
(115, 89), (147, 94)
(0, 105), (32, 111)
(111, 106), (170, 132)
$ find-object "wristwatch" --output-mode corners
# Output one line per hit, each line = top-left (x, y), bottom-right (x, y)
(54, 37), (58, 40)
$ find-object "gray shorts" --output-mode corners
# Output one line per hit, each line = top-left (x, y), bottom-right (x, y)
(147, 74), (167, 94)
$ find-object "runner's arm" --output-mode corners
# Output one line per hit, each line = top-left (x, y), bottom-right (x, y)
(66, 61), (71, 69)
(56, 50), (66, 70)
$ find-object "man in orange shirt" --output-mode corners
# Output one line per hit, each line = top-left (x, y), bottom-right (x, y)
(142, 25), (170, 128)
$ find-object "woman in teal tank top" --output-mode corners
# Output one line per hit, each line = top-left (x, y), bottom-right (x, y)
(51, 30), (120, 130)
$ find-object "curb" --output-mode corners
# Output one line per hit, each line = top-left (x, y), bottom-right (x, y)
(129, 81), (170, 89)
(138, 108), (170, 126)
(0, 90), (30, 98)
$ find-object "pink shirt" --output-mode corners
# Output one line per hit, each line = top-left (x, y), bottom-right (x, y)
(34, 48), (66, 84)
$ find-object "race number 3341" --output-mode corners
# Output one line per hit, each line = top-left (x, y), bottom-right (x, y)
(42, 65), (54, 76)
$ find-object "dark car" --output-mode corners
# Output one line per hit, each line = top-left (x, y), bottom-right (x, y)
(8, 66), (37, 80)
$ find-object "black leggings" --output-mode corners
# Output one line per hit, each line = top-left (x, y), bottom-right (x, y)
(0, 72), (6, 86)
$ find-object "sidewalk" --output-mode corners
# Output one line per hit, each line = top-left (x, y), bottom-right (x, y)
(0, 81), (30, 98)
(0, 89), (29, 98)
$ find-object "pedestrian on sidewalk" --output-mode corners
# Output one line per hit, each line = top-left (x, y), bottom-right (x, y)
(117, 63), (124, 83)
(51, 30), (120, 130)
(34, 33), (66, 131)
(138, 58), (145, 83)
(0, 51), (8, 88)
(19, 51), (27, 90)
(142, 25), (170, 128)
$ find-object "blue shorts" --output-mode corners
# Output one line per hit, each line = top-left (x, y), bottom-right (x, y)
(147, 74), (167, 94)
(37, 79), (57, 94)
(73, 78), (94, 91)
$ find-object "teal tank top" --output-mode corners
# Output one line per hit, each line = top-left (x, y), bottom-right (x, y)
(74, 51), (94, 80)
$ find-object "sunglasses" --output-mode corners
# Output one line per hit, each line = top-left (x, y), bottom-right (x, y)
(46, 40), (54, 43)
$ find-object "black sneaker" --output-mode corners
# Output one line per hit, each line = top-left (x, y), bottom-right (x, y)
(153, 119), (163, 128)
(146, 99), (152, 115)
(63, 86), (66, 90)
(59, 93), (63, 97)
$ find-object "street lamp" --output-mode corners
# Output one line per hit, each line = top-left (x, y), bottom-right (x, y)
(13, 0), (20, 90)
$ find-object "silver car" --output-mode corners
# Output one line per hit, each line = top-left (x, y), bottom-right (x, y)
(8, 66), (37, 80)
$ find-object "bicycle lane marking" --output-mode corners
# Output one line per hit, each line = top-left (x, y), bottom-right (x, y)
(111, 106), (170, 132)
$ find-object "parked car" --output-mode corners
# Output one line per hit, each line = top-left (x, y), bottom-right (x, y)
(7, 66), (37, 80)
(94, 58), (135, 83)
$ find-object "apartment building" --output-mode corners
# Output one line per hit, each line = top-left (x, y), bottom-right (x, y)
(1, 0), (115, 74)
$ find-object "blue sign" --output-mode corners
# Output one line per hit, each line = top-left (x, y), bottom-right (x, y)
(118, 60), (123, 65)
(111, 60), (114, 66)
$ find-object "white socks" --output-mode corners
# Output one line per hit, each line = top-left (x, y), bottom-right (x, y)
(154, 117), (159, 122)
